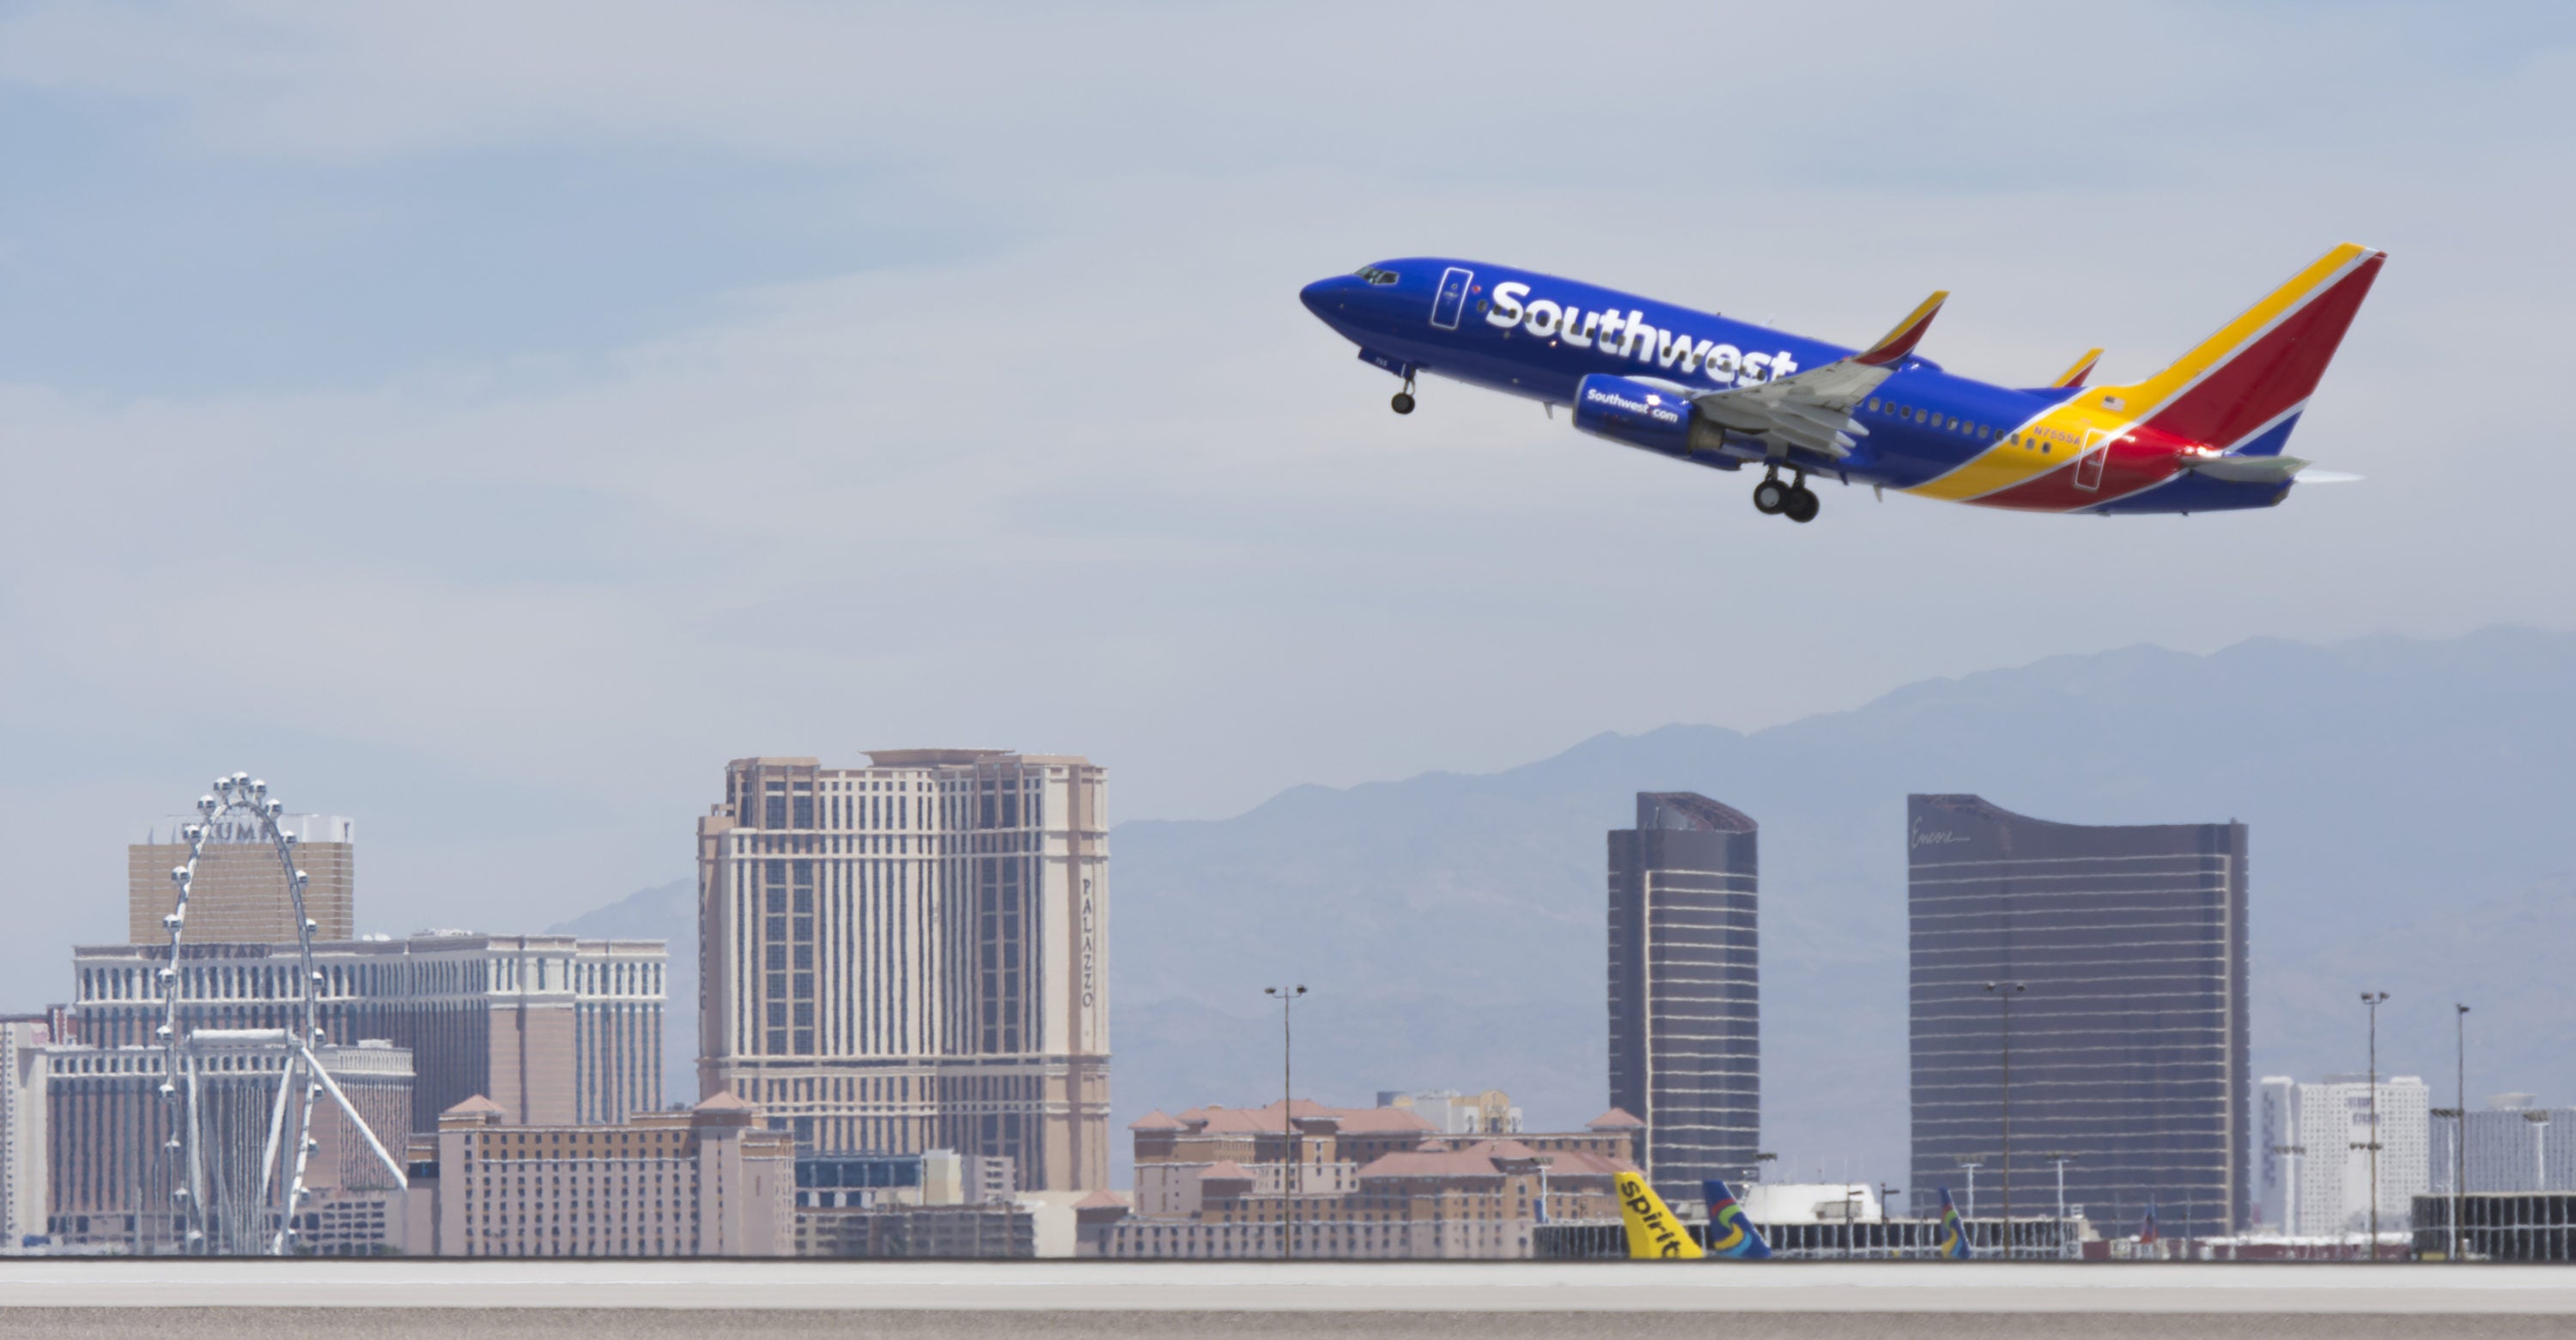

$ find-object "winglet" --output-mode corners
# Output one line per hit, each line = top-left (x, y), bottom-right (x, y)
(1853, 291), (1948, 367)
(2051, 348), (2104, 389)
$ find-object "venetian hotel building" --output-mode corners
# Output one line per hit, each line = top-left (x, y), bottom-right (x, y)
(698, 751), (1109, 1191)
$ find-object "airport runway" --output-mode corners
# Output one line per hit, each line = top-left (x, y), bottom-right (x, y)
(3, 1260), (2574, 1339)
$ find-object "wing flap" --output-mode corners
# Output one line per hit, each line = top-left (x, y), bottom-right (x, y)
(1688, 290), (1945, 459)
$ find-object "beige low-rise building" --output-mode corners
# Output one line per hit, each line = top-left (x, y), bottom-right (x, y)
(1094, 1099), (1640, 1258)
(412, 1092), (793, 1257)
(796, 1201), (1035, 1258)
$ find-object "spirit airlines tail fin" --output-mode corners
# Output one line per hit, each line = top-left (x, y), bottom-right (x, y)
(1615, 1171), (1704, 1258)
(1935, 1186), (1971, 1258)
(1701, 1179), (1774, 1259)
(2051, 349), (2102, 389)
(2095, 243), (2385, 457)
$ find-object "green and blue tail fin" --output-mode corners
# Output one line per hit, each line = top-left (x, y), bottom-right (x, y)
(1700, 1179), (1775, 1260)
(1936, 1185), (1971, 1258)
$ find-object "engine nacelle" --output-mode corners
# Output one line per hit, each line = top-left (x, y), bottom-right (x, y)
(1571, 374), (1722, 457)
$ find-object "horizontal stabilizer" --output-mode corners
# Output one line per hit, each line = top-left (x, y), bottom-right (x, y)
(2186, 453), (2312, 482)
(2052, 349), (2104, 389)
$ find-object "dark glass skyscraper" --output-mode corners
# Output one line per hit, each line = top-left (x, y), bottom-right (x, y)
(1608, 792), (1759, 1204)
(1908, 794), (2249, 1238)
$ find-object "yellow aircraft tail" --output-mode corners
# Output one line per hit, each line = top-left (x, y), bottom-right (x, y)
(1615, 1171), (1704, 1259)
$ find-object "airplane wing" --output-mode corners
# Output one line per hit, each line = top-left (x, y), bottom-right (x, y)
(1688, 291), (1947, 459)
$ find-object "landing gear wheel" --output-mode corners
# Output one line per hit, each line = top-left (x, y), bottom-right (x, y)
(1784, 488), (1820, 524)
(1390, 392), (1415, 415)
(1753, 479), (1789, 514)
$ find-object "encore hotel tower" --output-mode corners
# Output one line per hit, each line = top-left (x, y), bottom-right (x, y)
(1607, 791), (1760, 1204)
(698, 751), (1109, 1192)
(1907, 794), (2249, 1239)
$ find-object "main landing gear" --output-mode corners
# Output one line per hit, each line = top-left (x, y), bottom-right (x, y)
(1390, 377), (1416, 415)
(1752, 467), (1820, 524)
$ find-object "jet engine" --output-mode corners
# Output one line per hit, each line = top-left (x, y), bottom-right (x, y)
(1570, 374), (1727, 458)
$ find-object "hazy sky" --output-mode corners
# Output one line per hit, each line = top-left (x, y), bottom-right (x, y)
(3, 2), (2573, 985)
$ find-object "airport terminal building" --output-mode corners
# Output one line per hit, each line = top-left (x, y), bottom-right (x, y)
(1907, 794), (2249, 1238)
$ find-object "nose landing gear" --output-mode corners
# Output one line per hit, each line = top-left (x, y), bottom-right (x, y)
(1752, 467), (1820, 523)
(1391, 377), (1417, 415)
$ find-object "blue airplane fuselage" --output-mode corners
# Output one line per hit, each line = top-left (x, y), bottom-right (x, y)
(1297, 257), (2319, 516)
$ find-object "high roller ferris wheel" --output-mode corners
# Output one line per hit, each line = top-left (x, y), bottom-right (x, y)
(155, 772), (406, 1254)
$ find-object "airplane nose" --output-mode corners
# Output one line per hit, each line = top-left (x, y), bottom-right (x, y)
(1300, 276), (1351, 317)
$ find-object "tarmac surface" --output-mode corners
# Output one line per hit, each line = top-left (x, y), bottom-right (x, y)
(3, 1260), (2573, 1339)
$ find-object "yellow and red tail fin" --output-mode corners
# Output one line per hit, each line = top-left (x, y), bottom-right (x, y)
(1615, 1172), (1705, 1259)
(2096, 244), (2385, 454)
(2050, 348), (2102, 389)
(1853, 291), (1948, 367)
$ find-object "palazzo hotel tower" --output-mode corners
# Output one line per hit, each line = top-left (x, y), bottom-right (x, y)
(698, 751), (1110, 1192)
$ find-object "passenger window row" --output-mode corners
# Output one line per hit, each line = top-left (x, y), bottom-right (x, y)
(1865, 396), (2053, 454)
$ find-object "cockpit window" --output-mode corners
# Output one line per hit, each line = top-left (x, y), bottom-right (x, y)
(1352, 266), (1400, 286)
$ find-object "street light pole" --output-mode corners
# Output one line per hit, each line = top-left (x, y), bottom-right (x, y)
(2454, 1003), (2470, 1262)
(1265, 985), (1306, 1260)
(1959, 1159), (1983, 1222)
(1987, 981), (2025, 1258)
(2360, 991), (2389, 1259)
(2045, 1153), (2076, 1259)
(2271, 1143), (2307, 1236)
(2527, 1111), (2552, 1191)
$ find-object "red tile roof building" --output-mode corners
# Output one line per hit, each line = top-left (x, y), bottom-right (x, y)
(1091, 1099), (1639, 1258)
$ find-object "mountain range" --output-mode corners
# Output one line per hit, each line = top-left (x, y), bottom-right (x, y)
(563, 625), (2576, 1190)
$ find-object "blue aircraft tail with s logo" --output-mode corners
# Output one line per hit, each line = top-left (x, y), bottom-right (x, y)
(1700, 1179), (1774, 1260)
(1936, 1185), (1971, 1258)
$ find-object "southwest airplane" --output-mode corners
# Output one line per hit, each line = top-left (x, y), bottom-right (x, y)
(1299, 245), (2384, 522)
